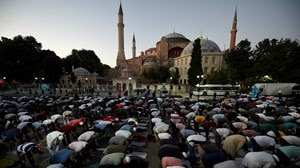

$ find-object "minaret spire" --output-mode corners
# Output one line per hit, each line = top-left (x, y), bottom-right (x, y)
(132, 34), (136, 58)
(116, 1), (126, 67)
(230, 5), (237, 50)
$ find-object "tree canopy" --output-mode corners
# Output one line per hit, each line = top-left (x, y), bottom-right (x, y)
(224, 38), (300, 87)
(188, 38), (203, 86)
(62, 49), (110, 75)
(0, 35), (61, 83)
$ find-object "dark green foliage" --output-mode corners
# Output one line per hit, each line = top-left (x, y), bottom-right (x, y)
(188, 38), (203, 86)
(68, 72), (77, 84)
(206, 69), (230, 85)
(0, 35), (61, 83)
(42, 50), (62, 85)
(224, 38), (300, 87)
(142, 67), (170, 83)
(171, 67), (180, 85)
(61, 49), (110, 75)
(224, 39), (254, 86)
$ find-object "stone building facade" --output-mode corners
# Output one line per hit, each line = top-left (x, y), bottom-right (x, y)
(174, 37), (223, 85)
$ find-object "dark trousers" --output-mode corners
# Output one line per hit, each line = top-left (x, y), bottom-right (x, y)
(275, 149), (291, 166)
(251, 138), (263, 152)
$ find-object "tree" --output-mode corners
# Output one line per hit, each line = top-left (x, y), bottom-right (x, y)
(0, 35), (54, 83)
(171, 67), (180, 85)
(253, 38), (300, 83)
(206, 69), (230, 85)
(42, 50), (62, 86)
(188, 38), (203, 86)
(62, 49), (110, 75)
(224, 39), (254, 87)
(142, 67), (170, 83)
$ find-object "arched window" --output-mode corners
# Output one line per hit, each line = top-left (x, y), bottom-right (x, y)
(211, 67), (215, 73)
(204, 67), (208, 74)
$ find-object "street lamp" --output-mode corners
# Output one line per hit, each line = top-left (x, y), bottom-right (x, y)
(170, 77), (173, 96)
(129, 77), (132, 96)
(42, 77), (44, 81)
(3, 77), (6, 80)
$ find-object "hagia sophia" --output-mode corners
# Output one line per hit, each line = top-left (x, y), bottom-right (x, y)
(104, 2), (238, 91)
(60, 2), (238, 92)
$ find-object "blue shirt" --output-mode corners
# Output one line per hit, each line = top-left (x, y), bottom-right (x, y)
(32, 122), (43, 129)
(119, 124), (132, 132)
(51, 149), (75, 164)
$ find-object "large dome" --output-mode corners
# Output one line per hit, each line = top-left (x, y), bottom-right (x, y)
(73, 67), (90, 75)
(180, 38), (221, 56)
(165, 32), (190, 42)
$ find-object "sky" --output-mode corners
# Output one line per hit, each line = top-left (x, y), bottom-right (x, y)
(1, 0), (300, 67)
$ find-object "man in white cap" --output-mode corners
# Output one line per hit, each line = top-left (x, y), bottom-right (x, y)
(47, 131), (64, 154)
(242, 151), (277, 168)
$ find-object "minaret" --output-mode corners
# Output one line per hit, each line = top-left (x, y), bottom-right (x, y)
(230, 6), (237, 50)
(116, 2), (126, 67)
(132, 34), (136, 58)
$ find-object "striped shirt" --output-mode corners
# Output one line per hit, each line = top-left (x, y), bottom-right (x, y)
(17, 142), (37, 153)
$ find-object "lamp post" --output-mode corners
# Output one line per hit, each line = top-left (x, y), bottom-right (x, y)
(196, 84), (200, 100)
(129, 77), (132, 96)
(170, 77), (173, 96)
(85, 77), (88, 95)
(2, 77), (6, 90)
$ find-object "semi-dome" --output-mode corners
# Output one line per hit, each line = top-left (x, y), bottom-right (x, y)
(73, 67), (90, 75)
(180, 38), (221, 56)
(165, 32), (190, 42)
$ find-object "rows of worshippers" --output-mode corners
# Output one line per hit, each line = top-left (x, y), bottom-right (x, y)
(149, 95), (300, 168)
(0, 93), (299, 168)
(0, 95), (152, 168)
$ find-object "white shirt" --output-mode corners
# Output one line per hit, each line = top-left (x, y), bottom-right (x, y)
(151, 118), (162, 123)
(43, 119), (53, 126)
(232, 122), (247, 130)
(282, 136), (300, 146)
(237, 116), (248, 122)
(186, 112), (196, 120)
(115, 130), (131, 139)
(46, 131), (63, 149)
(78, 131), (95, 141)
(51, 114), (62, 122)
(158, 133), (172, 140)
(214, 160), (241, 168)
(19, 115), (32, 122)
(242, 152), (276, 168)
(68, 141), (88, 152)
(155, 124), (169, 133)
(253, 136), (276, 147)
(216, 128), (230, 138)
(187, 134), (206, 144)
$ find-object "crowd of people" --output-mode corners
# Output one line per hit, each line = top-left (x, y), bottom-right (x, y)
(0, 92), (300, 168)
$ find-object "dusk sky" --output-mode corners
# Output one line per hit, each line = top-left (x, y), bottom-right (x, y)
(1, 0), (300, 67)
